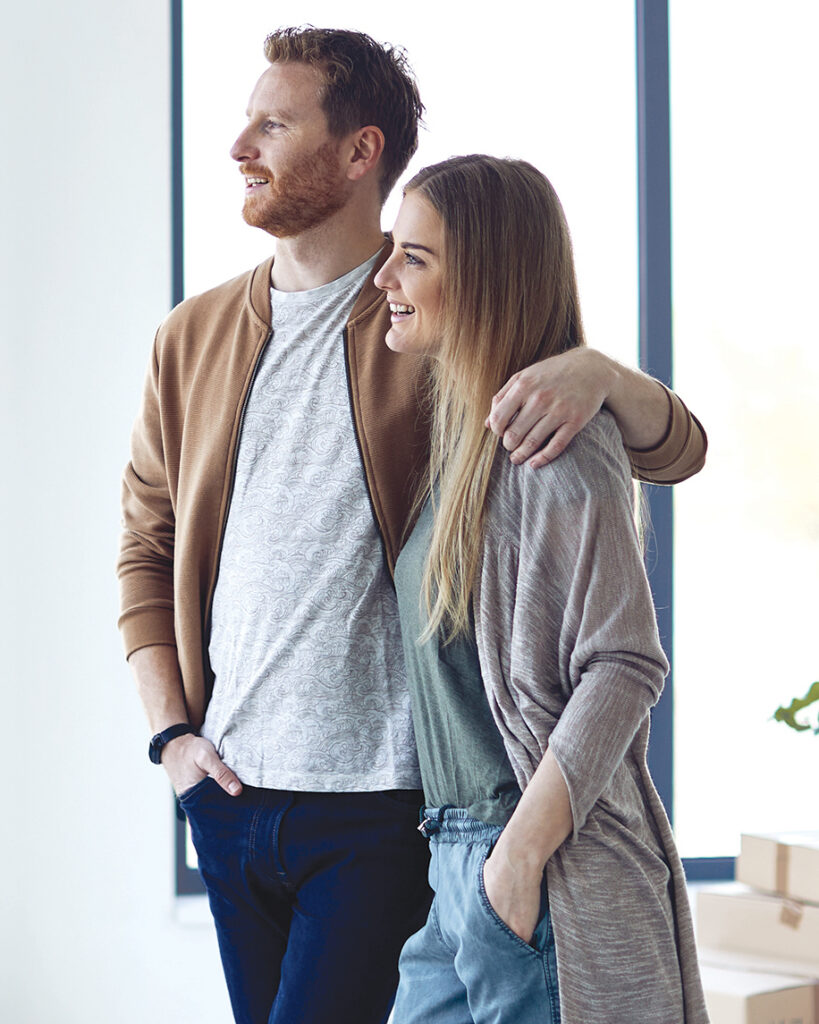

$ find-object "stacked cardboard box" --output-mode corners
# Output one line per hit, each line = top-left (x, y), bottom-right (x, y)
(736, 832), (819, 905)
(696, 833), (819, 1024)
(701, 960), (818, 1024)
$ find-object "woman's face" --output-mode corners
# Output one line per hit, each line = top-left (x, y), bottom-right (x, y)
(374, 191), (445, 356)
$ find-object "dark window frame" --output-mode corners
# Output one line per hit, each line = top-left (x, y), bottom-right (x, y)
(636, 0), (733, 882)
(170, 0), (734, 895)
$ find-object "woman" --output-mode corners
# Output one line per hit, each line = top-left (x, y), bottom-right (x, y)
(373, 156), (709, 1024)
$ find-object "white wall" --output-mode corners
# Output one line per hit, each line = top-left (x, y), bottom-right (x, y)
(0, 2), (231, 1020)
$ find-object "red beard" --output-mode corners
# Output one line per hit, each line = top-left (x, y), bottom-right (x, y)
(239, 140), (351, 238)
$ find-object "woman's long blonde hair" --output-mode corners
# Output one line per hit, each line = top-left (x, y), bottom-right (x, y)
(407, 155), (586, 642)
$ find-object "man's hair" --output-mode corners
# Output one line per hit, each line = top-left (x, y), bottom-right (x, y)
(264, 26), (424, 204)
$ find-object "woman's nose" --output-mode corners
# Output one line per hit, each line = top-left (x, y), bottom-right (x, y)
(374, 255), (397, 292)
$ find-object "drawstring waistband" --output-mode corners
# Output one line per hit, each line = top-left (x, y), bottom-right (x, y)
(417, 806), (503, 843)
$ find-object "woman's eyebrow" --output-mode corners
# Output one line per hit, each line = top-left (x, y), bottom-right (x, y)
(401, 242), (437, 255)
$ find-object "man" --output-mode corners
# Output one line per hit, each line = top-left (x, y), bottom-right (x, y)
(118, 27), (705, 1024)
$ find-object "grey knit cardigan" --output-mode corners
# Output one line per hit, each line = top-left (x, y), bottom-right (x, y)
(474, 411), (709, 1024)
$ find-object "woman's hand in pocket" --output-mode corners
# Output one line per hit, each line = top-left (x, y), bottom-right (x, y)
(482, 847), (542, 945)
(481, 749), (571, 942)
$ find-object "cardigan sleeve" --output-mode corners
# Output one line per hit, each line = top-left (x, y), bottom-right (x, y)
(116, 330), (177, 658)
(476, 412), (669, 838)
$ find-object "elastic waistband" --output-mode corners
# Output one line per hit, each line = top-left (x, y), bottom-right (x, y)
(417, 806), (503, 843)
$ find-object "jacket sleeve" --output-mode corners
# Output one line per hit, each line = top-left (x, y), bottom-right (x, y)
(116, 331), (177, 658)
(476, 414), (669, 838)
(624, 384), (707, 485)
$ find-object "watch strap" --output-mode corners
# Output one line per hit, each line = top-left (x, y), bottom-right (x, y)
(149, 723), (196, 764)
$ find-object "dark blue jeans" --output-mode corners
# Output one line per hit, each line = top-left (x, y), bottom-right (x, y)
(179, 779), (431, 1024)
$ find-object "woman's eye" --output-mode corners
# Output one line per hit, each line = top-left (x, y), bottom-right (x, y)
(404, 252), (423, 266)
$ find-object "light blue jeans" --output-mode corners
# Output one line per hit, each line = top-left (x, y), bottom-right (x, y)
(393, 807), (560, 1024)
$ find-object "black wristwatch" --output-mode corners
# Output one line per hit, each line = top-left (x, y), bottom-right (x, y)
(149, 723), (196, 764)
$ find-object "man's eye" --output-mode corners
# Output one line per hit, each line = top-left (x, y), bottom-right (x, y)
(264, 120), (283, 132)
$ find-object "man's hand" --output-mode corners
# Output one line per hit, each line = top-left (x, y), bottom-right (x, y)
(482, 847), (542, 946)
(127, 645), (243, 798)
(161, 733), (243, 798)
(486, 349), (615, 469)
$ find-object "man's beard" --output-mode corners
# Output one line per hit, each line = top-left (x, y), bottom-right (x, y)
(240, 140), (351, 238)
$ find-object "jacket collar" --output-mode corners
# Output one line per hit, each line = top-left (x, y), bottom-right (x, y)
(246, 239), (392, 330)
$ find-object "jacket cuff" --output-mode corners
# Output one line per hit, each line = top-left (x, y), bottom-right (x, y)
(625, 385), (707, 484)
(118, 606), (177, 661)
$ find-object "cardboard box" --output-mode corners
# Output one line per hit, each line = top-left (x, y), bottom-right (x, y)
(697, 884), (819, 975)
(737, 833), (819, 905)
(701, 962), (819, 1024)
(700, 946), (819, 983)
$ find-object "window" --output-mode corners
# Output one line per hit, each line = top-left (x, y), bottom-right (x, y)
(669, 0), (819, 860)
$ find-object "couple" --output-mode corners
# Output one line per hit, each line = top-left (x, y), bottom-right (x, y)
(118, 26), (709, 1024)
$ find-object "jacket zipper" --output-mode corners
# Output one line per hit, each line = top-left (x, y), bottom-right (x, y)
(342, 325), (394, 579)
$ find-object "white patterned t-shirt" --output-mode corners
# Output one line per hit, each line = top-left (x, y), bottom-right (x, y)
(203, 254), (421, 790)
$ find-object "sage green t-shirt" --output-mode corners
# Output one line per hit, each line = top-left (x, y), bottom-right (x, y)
(394, 499), (521, 827)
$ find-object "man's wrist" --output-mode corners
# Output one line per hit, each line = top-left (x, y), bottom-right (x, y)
(148, 723), (196, 764)
(591, 351), (621, 408)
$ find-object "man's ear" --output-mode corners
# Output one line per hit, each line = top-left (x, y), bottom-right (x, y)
(344, 125), (386, 182)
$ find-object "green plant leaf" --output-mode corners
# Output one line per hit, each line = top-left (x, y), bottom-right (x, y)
(773, 680), (819, 732)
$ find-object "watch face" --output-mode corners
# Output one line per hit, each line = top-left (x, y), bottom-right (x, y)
(149, 735), (163, 764)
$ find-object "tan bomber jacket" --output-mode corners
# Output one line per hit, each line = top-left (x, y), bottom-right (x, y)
(117, 242), (706, 728)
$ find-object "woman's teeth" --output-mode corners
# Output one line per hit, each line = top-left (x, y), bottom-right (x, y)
(389, 303), (415, 314)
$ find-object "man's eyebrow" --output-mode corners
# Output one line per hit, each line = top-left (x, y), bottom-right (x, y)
(245, 107), (294, 121)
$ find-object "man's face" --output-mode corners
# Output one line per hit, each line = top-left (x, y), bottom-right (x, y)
(230, 62), (352, 238)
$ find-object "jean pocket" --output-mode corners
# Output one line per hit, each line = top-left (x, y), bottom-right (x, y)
(177, 775), (217, 806)
(476, 850), (545, 956)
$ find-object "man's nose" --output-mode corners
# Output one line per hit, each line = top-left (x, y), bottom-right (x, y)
(230, 128), (259, 163)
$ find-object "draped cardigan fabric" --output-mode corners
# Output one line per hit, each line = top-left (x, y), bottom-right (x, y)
(474, 410), (709, 1024)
